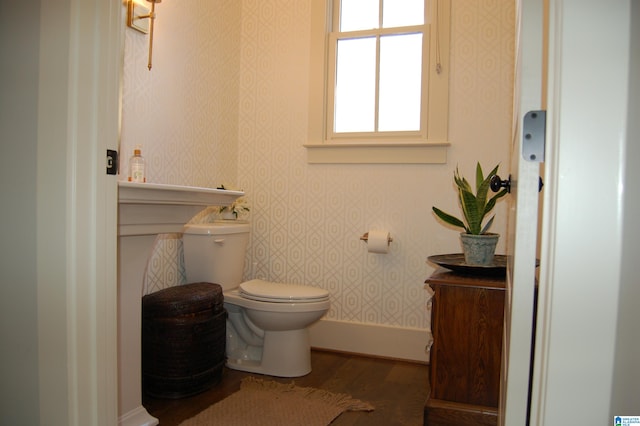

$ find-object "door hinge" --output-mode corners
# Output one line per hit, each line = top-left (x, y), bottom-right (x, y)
(523, 110), (546, 163)
(107, 149), (119, 175)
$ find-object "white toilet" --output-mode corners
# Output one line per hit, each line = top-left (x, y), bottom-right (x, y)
(182, 222), (330, 377)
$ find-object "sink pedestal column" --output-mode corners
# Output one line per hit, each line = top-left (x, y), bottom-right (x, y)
(117, 182), (243, 426)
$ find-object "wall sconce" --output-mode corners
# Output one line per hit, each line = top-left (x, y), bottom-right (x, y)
(127, 0), (163, 70)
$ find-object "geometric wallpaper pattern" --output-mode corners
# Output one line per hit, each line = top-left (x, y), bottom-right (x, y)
(122, 0), (515, 331)
(142, 233), (187, 296)
(120, 0), (241, 187)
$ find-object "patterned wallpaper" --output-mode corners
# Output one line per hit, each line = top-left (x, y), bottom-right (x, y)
(120, 0), (241, 187)
(122, 0), (515, 331)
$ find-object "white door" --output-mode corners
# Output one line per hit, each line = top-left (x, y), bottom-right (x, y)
(498, 0), (545, 424)
(528, 1), (634, 424)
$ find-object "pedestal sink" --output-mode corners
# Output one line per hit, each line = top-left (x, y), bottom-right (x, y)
(117, 182), (243, 426)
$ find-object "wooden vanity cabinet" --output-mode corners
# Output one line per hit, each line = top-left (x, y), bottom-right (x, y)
(424, 269), (505, 426)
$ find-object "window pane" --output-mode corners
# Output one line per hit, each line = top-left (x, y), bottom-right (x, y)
(382, 0), (424, 28)
(378, 33), (422, 132)
(340, 0), (379, 31)
(334, 37), (376, 133)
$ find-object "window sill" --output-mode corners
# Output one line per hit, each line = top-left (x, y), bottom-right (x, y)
(303, 142), (450, 164)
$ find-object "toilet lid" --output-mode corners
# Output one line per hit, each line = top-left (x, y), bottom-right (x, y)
(239, 279), (329, 303)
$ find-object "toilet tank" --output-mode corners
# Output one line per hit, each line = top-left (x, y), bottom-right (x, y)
(182, 222), (250, 291)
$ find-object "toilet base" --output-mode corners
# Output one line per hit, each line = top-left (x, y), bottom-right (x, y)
(226, 328), (312, 377)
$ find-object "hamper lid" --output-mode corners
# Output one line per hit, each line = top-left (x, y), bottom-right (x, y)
(239, 279), (329, 302)
(142, 282), (224, 317)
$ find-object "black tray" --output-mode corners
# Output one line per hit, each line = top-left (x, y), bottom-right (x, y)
(427, 253), (508, 276)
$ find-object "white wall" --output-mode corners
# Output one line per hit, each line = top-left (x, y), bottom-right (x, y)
(0, 2), (43, 424)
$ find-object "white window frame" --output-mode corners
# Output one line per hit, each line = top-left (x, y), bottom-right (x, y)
(305, 0), (451, 164)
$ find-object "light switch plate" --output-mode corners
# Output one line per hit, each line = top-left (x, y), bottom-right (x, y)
(127, 0), (150, 34)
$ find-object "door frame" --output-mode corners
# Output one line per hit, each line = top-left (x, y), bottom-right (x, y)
(37, 0), (122, 424)
(499, 0), (544, 423)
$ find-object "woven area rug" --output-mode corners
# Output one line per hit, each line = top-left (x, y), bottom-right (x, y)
(178, 377), (374, 426)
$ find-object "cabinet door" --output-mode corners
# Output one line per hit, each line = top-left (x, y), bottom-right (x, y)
(431, 284), (504, 407)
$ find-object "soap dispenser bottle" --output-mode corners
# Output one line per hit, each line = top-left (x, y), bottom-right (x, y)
(128, 146), (146, 183)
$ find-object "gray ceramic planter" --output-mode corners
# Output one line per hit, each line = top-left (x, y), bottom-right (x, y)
(460, 233), (499, 265)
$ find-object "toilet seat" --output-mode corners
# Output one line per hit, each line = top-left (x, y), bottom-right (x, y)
(239, 279), (329, 303)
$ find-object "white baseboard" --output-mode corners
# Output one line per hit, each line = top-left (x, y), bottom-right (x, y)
(309, 318), (432, 363)
(119, 405), (158, 426)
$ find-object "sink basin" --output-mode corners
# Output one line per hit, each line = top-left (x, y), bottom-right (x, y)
(118, 181), (244, 236)
(118, 181), (244, 206)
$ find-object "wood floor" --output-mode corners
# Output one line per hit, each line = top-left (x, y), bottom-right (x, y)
(143, 349), (430, 426)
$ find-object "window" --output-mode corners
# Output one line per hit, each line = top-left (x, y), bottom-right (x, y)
(306, 0), (451, 163)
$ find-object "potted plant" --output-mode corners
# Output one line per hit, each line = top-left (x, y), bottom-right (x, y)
(219, 197), (250, 220)
(432, 163), (508, 265)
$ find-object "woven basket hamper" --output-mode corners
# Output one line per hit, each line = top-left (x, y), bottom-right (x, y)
(142, 282), (226, 399)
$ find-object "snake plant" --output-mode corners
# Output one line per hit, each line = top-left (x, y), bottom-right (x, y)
(432, 163), (508, 235)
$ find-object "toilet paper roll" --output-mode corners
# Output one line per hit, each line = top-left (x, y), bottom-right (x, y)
(367, 229), (391, 254)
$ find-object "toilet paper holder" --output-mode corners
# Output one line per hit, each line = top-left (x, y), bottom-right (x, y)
(360, 232), (393, 243)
